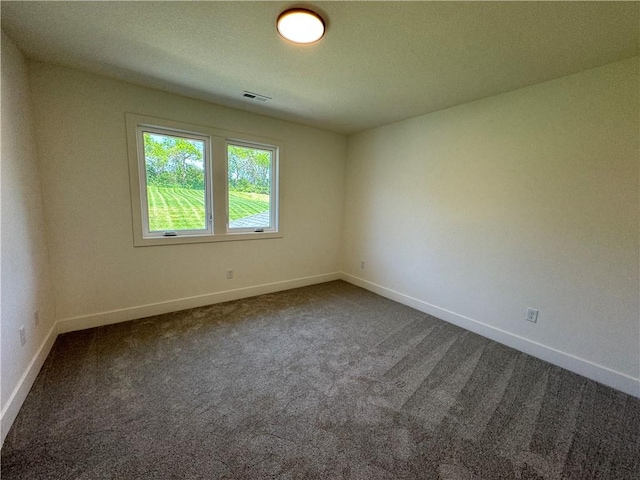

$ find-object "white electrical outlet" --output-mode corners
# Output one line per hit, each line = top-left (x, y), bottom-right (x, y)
(19, 326), (26, 346)
(227, 269), (234, 279)
(34, 310), (40, 327)
(525, 308), (539, 323)
(360, 261), (365, 269)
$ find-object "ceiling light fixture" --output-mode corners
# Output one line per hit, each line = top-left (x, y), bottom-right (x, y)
(277, 8), (325, 44)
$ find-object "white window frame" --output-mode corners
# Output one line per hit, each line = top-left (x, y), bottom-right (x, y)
(225, 139), (279, 234)
(126, 113), (282, 246)
(137, 126), (213, 238)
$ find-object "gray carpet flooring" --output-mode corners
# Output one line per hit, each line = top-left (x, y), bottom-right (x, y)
(2, 281), (639, 479)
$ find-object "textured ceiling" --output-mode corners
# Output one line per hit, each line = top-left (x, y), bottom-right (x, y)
(2, 1), (638, 134)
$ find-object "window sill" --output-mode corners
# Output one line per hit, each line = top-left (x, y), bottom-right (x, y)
(134, 231), (282, 247)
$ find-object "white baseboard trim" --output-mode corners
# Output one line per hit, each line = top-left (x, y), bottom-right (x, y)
(340, 272), (640, 398)
(1, 322), (58, 446)
(57, 272), (341, 334)
(4, 270), (636, 449)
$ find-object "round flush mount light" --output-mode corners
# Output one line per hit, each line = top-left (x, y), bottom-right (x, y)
(277, 8), (325, 44)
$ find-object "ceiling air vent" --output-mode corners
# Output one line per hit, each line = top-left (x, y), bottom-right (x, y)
(242, 91), (271, 102)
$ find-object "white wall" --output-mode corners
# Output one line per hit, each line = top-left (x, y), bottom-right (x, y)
(27, 62), (346, 329)
(342, 57), (639, 395)
(1, 32), (57, 443)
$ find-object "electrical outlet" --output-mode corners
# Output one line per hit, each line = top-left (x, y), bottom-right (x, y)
(525, 308), (539, 323)
(19, 326), (26, 346)
(227, 269), (234, 279)
(34, 310), (40, 327)
(360, 261), (365, 269)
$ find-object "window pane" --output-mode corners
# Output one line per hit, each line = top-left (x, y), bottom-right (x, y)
(227, 144), (272, 229)
(143, 132), (207, 232)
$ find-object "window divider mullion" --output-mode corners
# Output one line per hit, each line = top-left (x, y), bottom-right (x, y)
(212, 137), (228, 234)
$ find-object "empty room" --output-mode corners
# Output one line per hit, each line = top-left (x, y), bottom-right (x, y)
(1, 1), (638, 479)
